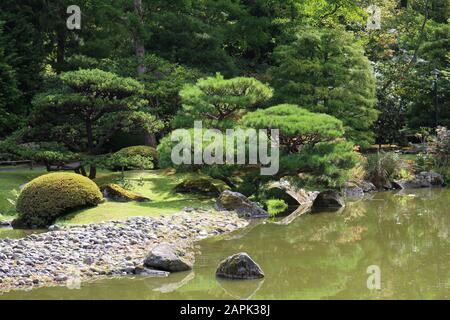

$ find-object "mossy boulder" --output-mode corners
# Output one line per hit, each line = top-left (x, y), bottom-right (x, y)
(174, 178), (221, 196)
(15, 173), (103, 228)
(216, 252), (264, 279)
(101, 184), (150, 202)
(312, 190), (345, 211)
(216, 190), (269, 218)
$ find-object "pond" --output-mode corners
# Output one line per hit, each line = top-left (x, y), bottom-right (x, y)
(0, 188), (449, 300)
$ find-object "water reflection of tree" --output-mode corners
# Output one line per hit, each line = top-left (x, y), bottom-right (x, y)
(251, 189), (449, 299)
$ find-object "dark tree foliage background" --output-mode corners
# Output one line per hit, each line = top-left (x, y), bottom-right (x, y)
(0, 0), (448, 153)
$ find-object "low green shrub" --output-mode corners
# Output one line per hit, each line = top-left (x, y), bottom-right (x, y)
(266, 199), (288, 217)
(415, 153), (435, 172)
(16, 172), (103, 227)
(106, 145), (157, 171)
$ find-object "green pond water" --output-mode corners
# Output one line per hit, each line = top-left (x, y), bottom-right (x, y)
(1, 188), (449, 300)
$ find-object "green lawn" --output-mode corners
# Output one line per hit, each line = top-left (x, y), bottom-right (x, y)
(0, 168), (226, 225)
(60, 170), (223, 224)
(0, 167), (46, 215)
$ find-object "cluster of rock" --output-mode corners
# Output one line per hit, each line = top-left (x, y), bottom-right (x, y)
(0, 211), (247, 293)
(342, 170), (445, 200)
(391, 171), (445, 190)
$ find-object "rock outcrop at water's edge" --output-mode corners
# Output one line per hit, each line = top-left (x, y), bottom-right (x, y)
(0, 211), (248, 293)
(392, 171), (445, 190)
(216, 252), (264, 280)
(144, 243), (194, 272)
(215, 190), (269, 218)
(312, 190), (345, 210)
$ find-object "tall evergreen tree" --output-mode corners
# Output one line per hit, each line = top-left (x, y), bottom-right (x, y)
(269, 27), (378, 147)
(0, 22), (21, 138)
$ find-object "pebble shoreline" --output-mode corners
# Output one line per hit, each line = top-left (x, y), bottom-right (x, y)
(0, 211), (248, 294)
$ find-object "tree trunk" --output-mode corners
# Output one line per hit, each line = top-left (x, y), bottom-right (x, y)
(55, 28), (66, 73)
(85, 118), (97, 179)
(86, 119), (94, 153)
(144, 132), (157, 147)
(134, 0), (147, 75)
(89, 165), (97, 179)
(133, 0), (155, 147)
(79, 165), (87, 177)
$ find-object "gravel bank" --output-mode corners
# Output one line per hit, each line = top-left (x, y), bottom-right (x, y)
(0, 210), (248, 293)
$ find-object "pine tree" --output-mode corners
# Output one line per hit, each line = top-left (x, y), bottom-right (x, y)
(0, 22), (21, 138)
(241, 104), (358, 188)
(269, 27), (378, 148)
(29, 69), (162, 178)
(172, 74), (273, 130)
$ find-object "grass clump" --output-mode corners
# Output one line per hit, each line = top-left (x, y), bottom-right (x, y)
(266, 199), (288, 217)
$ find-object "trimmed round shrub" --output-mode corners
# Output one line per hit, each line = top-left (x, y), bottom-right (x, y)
(107, 145), (157, 170)
(16, 173), (103, 227)
(116, 145), (158, 159)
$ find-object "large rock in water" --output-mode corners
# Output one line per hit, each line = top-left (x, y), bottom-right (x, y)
(216, 252), (264, 280)
(312, 190), (345, 210)
(216, 190), (269, 218)
(143, 243), (194, 272)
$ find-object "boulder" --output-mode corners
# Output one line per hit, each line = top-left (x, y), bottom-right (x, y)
(391, 180), (404, 190)
(417, 171), (444, 186)
(101, 184), (150, 202)
(143, 243), (194, 272)
(216, 252), (264, 280)
(358, 180), (377, 192)
(312, 190), (345, 210)
(215, 190), (269, 218)
(343, 183), (364, 199)
(174, 178), (221, 196)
